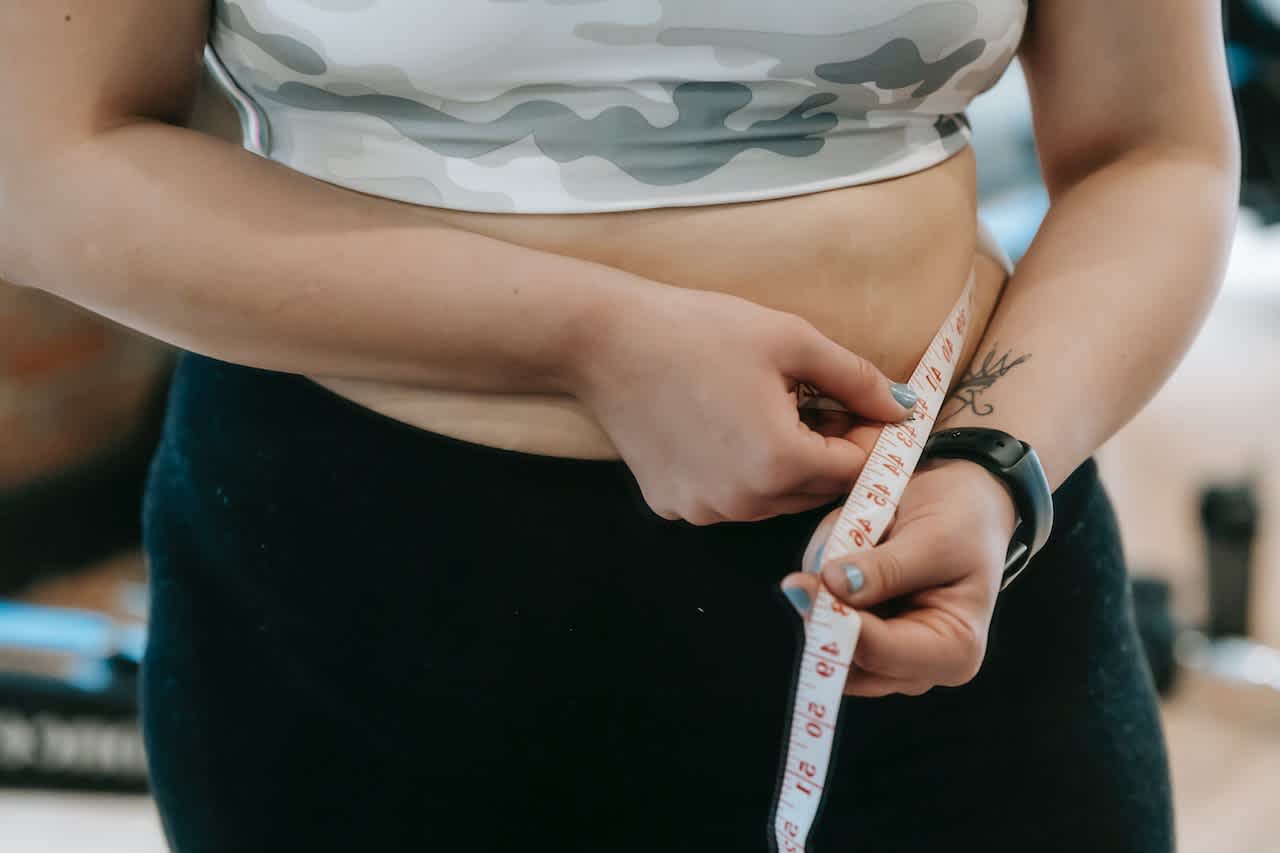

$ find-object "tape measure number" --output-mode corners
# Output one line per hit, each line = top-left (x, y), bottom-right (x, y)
(772, 273), (975, 852)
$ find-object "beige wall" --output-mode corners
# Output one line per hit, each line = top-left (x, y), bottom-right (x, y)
(1098, 288), (1280, 646)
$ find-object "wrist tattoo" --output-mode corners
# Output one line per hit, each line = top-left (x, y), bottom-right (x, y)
(938, 346), (1031, 425)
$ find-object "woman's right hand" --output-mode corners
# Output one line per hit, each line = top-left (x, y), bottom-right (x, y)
(571, 282), (918, 525)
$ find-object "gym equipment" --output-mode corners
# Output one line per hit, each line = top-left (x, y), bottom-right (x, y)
(0, 601), (147, 793)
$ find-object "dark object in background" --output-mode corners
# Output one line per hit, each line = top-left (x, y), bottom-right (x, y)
(0, 602), (147, 793)
(1228, 0), (1280, 222)
(1130, 478), (1269, 699)
(1131, 576), (1179, 696)
(1199, 481), (1261, 638)
(1230, 1), (1280, 58)
(0, 672), (147, 794)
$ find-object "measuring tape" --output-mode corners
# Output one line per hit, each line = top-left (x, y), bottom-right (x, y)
(774, 272), (976, 852)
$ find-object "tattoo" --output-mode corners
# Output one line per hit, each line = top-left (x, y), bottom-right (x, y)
(938, 346), (1031, 425)
(792, 344), (1030, 426)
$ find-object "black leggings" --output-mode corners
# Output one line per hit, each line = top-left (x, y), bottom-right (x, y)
(141, 353), (1174, 852)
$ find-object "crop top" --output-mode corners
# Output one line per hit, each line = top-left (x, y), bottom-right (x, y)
(206, 0), (1028, 214)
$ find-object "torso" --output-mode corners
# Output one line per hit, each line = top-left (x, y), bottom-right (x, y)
(193, 0), (1023, 461)
(307, 145), (1008, 460)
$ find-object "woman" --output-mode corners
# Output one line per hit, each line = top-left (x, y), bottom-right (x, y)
(0, 2), (1237, 851)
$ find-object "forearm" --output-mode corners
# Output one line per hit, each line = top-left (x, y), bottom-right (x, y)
(936, 149), (1238, 489)
(1, 120), (647, 395)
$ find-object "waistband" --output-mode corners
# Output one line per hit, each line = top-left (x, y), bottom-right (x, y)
(165, 352), (1100, 534)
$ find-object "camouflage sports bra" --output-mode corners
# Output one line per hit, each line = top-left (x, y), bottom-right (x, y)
(206, 1), (1028, 213)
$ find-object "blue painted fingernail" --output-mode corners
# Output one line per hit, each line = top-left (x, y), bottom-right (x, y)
(783, 587), (812, 616)
(844, 565), (865, 594)
(890, 382), (918, 410)
(810, 542), (826, 574)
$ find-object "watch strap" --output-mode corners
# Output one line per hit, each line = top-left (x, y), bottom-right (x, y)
(920, 428), (1054, 590)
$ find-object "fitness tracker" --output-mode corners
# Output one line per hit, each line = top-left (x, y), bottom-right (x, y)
(920, 427), (1054, 590)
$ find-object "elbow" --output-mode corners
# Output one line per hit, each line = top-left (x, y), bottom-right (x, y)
(0, 142), (88, 294)
(0, 127), (64, 288)
(0, 200), (57, 294)
(0, 179), (37, 290)
(0, 110), (116, 290)
(1194, 105), (1243, 214)
(1194, 121), (1242, 237)
(0, 124), (49, 285)
(1043, 110), (1242, 214)
(1217, 129), (1243, 210)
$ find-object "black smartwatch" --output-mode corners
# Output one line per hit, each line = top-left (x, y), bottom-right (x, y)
(920, 427), (1054, 590)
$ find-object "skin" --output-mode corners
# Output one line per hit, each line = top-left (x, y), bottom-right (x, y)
(0, 2), (984, 527)
(781, 0), (1239, 697)
(139, 2), (1010, 466)
(307, 148), (1007, 460)
(0, 3), (1237, 689)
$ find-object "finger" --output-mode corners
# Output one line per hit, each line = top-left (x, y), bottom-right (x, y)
(714, 493), (850, 525)
(784, 428), (869, 497)
(790, 474), (858, 500)
(841, 421), (896, 456)
(797, 406), (857, 437)
(787, 418), (899, 505)
(785, 395), (884, 497)
(841, 670), (934, 698)
(789, 423), (884, 495)
(850, 607), (988, 687)
(782, 493), (852, 516)
(817, 521), (963, 610)
(778, 573), (823, 621)
(747, 493), (850, 521)
(779, 322), (919, 424)
(778, 578), (953, 692)
(796, 407), (887, 456)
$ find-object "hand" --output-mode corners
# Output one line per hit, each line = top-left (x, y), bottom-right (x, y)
(572, 283), (917, 525)
(780, 457), (1018, 696)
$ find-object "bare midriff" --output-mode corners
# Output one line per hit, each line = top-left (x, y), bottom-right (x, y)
(307, 145), (1008, 461)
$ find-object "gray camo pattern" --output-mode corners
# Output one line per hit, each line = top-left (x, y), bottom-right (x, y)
(210, 0), (1027, 212)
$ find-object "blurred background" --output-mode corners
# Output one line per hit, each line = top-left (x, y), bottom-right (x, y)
(3, 4), (1279, 851)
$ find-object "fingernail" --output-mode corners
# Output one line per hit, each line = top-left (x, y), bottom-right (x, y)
(890, 383), (919, 410)
(783, 587), (812, 617)
(844, 565), (865, 595)
(810, 542), (826, 574)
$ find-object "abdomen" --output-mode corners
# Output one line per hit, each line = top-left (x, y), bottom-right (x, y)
(312, 146), (1007, 459)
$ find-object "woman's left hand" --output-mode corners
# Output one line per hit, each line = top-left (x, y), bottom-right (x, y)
(779, 452), (1019, 697)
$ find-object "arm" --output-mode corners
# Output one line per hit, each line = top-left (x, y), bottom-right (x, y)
(785, 0), (1239, 695)
(0, 1), (654, 396)
(2, 2), (930, 529)
(936, 0), (1239, 487)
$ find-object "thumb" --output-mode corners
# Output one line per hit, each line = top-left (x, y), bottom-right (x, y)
(779, 322), (918, 424)
(816, 521), (957, 610)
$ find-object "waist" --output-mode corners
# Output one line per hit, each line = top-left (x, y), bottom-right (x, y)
(310, 146), (1006, 459)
